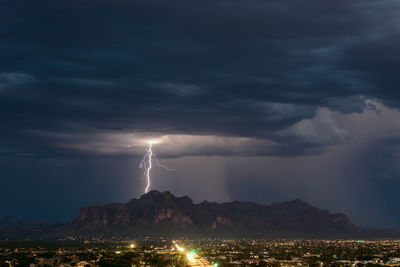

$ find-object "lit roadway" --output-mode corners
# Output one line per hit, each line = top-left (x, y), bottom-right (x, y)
(173, 241), (213, 267)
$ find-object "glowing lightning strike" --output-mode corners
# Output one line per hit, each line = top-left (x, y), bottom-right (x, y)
(139, 141), (174, 194)
(154, 153), (175, 171)
(145, 143), (153, 193)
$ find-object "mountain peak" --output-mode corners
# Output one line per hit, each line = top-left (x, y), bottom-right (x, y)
(140, 190), (171, 198)
(69, 192), (370, 238)
(137, 190), (193, 207)
(4, 192), (400, 239)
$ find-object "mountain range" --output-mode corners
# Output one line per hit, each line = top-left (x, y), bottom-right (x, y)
(1, 190), (399, 239)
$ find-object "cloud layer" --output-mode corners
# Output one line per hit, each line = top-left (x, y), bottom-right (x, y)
(1, 0), (400, 158)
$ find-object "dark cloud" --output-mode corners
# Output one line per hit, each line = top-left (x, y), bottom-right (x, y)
(1, 0), (400, 159)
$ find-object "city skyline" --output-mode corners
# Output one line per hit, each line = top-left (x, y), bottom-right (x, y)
(1, 0), (400, 229)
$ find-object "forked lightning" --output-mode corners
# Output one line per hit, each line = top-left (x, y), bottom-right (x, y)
(139, 141), (174, 193)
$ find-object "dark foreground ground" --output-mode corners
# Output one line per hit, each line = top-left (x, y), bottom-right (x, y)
(1, 238), (400, 266)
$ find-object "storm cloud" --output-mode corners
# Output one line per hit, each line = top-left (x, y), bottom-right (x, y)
(1, 0), (400, 226)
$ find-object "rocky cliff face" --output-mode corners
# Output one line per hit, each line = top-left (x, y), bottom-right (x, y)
(72, 190), (364, 237)
(74, 191), (195, 228)
(2, 191), (400, 239)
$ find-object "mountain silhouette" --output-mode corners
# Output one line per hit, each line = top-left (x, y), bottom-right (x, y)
(1, 191), (399, 239)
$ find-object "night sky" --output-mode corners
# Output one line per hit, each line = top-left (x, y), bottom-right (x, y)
(1, 0), (400, 228)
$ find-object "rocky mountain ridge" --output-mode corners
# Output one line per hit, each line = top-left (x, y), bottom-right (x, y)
(72, 190), (364, 238)
(1, 190), (399, 239)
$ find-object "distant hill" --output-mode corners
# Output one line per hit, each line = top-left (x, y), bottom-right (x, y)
(0, 216), (60, 240)
(1, 191), (400, 239)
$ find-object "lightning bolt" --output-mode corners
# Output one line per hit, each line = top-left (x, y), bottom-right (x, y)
(139, 141), (174, 194)
(154, 153), (175, 171)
